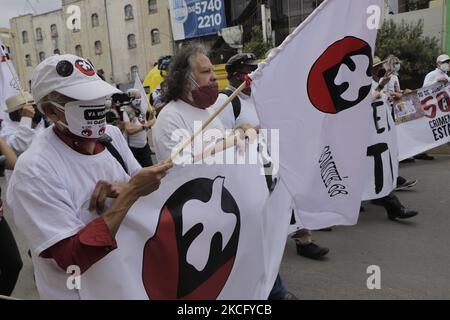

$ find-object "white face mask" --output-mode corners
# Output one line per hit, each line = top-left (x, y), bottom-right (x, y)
(394, 63), (401, 72)
(50, 99), (107, 139)
(440, 63), (450, 72)
(131, 99), (141, 108)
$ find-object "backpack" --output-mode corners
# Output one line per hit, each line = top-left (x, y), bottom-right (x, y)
(221, 87), (241, 120)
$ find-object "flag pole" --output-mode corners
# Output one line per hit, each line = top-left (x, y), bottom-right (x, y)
(168, 81), (247, 162)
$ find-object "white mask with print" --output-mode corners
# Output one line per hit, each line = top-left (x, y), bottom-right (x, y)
(50, 99), (107, 139)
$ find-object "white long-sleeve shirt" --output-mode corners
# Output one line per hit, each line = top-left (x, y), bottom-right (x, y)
(0, 117), (45, 156)
(423, 68), (450, 87)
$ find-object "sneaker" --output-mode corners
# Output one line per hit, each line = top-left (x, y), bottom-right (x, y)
(296, 242), (329, 260)
(387, 207), (419, 221)
(395, 179), (418, 191)
(414, 153), (434, 160)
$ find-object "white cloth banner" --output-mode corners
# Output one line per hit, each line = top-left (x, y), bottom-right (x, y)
(133, 74), (150, 115)
(394, 83), (450, 161)
(0, 40), (21, 121)
(80, 156), (293, 299)
(362, 97), (398, 200)
(251, 0), (382, 230)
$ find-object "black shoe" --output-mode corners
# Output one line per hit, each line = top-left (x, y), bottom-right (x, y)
(387, 207), (419, 221)
(296, 242), (329, 259)
(395, 179), (418, 191)
(400, 158), (415, 164)
(414, 153), (434, 160)
(282, 292), (299, 300)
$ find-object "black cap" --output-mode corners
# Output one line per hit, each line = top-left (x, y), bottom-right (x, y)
(225, 53), (258, 74)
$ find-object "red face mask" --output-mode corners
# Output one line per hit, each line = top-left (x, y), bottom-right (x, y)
(190, 78), (219, 109)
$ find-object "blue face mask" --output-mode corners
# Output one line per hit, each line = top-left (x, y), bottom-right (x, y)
(394, 63), (401, 72)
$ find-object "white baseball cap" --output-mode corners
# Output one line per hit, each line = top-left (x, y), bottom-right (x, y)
(436, 54), (450, 63)
(31, 54), (121, 103)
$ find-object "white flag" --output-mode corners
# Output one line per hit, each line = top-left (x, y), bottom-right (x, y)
(80, 150), (292, 299)
(251, 0), (382, 229)
(0, 40), (22, 121)
(133, 73), (150, 115)
(362, 97), (398, 200)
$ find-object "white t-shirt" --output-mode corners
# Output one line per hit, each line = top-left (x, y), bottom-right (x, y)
(423, 68), (450, 87)
(6, 125), (141, 299)
(152, 99), (225, 162)
(122, 109), (148, 148)
(211, 89), (261, 129)
(382, 74), (401, 94)
(0, 117), (46, 183)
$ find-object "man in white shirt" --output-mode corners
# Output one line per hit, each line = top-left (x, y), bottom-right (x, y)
(423, 54), (450, 87)
(7, 54), (172, 299)
(152, 44), (234, 162)
(2, 92), (45, 156)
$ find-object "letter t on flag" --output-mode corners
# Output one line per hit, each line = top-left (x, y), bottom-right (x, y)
(251, 0), (382, 229)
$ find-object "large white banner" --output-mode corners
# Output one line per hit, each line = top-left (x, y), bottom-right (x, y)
(0, 40), (21, 122)
(362, 97), (398, 200)
(80, 156), (293, 300)
(394, 82), (450, 160)
(251, 0), (382, 230)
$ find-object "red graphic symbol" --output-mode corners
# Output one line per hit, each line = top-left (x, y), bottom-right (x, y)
(142, 177), (240, 300)
(308, 36), (373, 114)
(75, 59), (95, 76)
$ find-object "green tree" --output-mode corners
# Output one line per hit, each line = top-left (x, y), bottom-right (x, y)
(375, 19), (440, 89)
(243, 26), (272, 59)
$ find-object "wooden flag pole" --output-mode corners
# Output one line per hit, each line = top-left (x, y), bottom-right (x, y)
(169, 81), (247, 162)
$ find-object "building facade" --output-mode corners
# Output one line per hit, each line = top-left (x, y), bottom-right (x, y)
(9, 0), (174, 90)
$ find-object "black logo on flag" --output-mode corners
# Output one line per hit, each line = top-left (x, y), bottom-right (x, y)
(308, 36), (373, 114)
(142, 177), (240, 300)
(75, 59), (95, 76)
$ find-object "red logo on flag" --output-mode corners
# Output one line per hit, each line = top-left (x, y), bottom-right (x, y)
(142, 177), (240, 300)
(308, 36), (373, 114)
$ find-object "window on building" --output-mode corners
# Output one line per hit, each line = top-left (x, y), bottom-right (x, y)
(54, 49), (60, 55)
(39, 52), (46, 62)
(130, 65), (139, 81)
(22, 31), (28, 44)
(151, 29), (160, 45)
(92, 13), (99, 27)
(36, 28), (43, 41)
(95, 41), (103, 55)
(128, 34), (137, 49)
(148, 0), (158, 14)
(125, 5), (134, 20)
(75, 45), (83, 57)
(50, 24), (58, 38)
(25, 54), (32, 67)
(72, 18), (80, 32)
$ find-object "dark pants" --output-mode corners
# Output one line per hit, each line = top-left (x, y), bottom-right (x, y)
(371, 192), (403, 211)
(268, 274), (288, 300)
(0, 218), (23, 296)
(130, 144), (153, 168)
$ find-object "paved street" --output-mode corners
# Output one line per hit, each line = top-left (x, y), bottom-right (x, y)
(4, 155), (450, 300)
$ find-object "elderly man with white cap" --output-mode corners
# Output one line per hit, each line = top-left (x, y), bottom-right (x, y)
(7, 54), (172, 299)
(423, 54), (450, 87)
